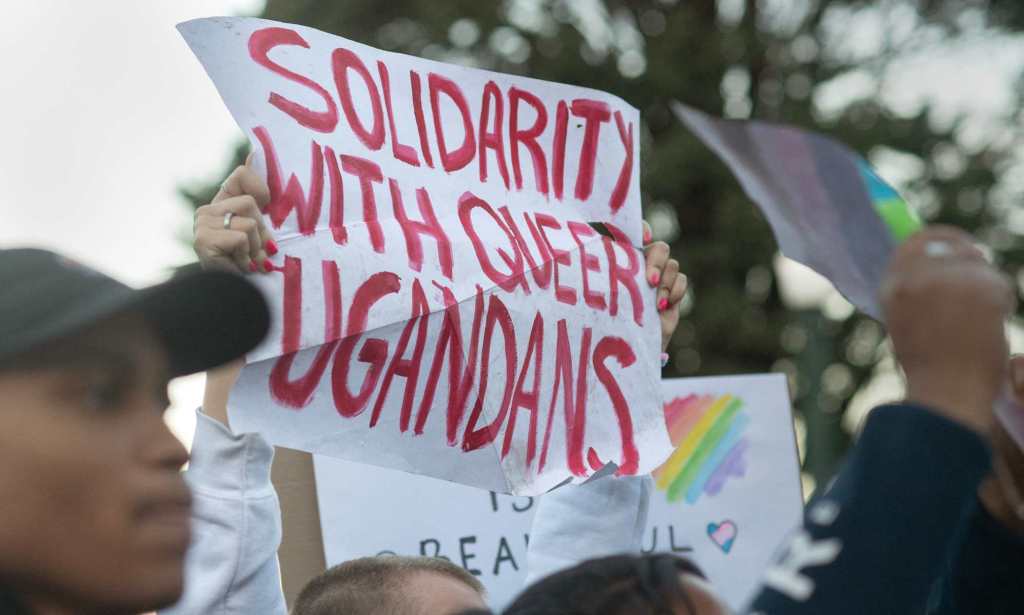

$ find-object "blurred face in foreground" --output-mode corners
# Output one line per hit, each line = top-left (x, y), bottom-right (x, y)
(0, 314), (191, 614)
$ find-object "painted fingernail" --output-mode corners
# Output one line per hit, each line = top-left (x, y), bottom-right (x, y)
(643, 226), (652, 244)
(658, 297), (669, 312)
(650, 272), (660, 287)
(262, 259), (274, 273)
(265, 239), (278, 256)
(248, 261), (258, 273)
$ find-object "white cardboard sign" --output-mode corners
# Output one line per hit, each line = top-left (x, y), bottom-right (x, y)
(179, 17), (668, 495)
(314, 374), (803, 610)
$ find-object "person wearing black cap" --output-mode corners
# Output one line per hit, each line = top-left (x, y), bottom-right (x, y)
(0, 248), (268, 614)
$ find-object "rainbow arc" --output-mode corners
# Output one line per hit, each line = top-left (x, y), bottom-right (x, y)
(652, 394), (750, 504)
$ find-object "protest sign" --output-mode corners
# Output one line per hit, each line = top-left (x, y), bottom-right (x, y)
(314, 374), (802, 610)
(672, 102), (922, 320)
(179, 16), (669, 495)
(647, 373), (803, 609)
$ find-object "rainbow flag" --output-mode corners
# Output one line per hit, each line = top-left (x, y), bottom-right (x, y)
(673, 102), (922, 320)
(673, 106), (1024, 467)
(857, 160), (920, 242)
(652, 394), (751, 504)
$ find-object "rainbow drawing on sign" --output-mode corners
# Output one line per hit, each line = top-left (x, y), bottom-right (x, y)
(652, 394), (750, 504)
(857, 160), (921, 242)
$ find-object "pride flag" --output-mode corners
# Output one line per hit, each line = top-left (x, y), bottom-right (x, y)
(673, 105), (1024, 456)
(857, 160), (920, 242)
(673, 102), (922, 319)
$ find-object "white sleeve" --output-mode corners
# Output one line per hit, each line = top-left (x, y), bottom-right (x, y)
(160, 410), (287, 615)
(525, 475), (652, 584)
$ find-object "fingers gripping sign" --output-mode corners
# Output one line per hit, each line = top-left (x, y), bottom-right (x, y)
(195, 197), (262, 272)
(642, 220), (688, 354)
(194, 157), (278, 274)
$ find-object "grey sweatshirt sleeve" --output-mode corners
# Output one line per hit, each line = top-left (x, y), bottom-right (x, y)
(525, 475), (651, 584)
(160, 410), (287, 615)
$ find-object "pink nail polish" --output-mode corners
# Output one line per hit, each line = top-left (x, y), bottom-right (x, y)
(262, 260), (274, 273)
(248, 261), (258, 273)
(643, 226), (652, 244)
(650, 272), (660, 287)
(265, 239), (278, 256)
(658, 297), (669, 312)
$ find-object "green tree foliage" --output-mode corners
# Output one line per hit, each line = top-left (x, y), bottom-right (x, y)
(182, 0), (1024, 488)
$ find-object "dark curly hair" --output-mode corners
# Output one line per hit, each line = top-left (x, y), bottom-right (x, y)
(503, 554), (708, 615)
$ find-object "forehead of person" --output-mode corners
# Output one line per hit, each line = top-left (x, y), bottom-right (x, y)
(296, 555), (490, 615)
(404, 569), (489, 614)
(0, 248), (269, 614)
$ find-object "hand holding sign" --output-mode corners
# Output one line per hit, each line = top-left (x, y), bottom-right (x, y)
(180, 17), (671, 495)
(194, 160), (274, 273)
(642, 220), (688, 353)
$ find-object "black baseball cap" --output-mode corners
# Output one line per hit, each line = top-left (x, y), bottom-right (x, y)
(0, 248), (269, 376)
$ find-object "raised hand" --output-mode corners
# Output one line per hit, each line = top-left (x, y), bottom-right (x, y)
(642, 221), (688, 353)
(193, 155), (275, 273)
(193, 155), (273, 425)
(881, 225), (1015, 434)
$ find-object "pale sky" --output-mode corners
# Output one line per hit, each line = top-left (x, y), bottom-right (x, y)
(0, 0), (265, 446)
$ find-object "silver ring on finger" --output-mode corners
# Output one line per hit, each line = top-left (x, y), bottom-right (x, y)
(223, 211), (235, 230)
(924, 240), (953, 258)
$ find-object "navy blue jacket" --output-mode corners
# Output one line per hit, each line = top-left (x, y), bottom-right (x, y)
(746, 404), (1004, 614)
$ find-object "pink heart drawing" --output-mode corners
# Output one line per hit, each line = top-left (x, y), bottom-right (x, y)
(706, 520), (738, 554)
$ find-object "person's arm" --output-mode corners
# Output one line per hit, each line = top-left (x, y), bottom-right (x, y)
(744, 227), (1014, 614)
(161, 403), (287, 615)
(205, 360), (327, 608)
(527, 225), (684, 583)
(162, 162), (291, 614)
(526, 475), (652, 583)
(167, 358), (324, 613)
(925, 361), (1024, 614)
(925, 488), (1024, 613)
(745, 403), (990, 615)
